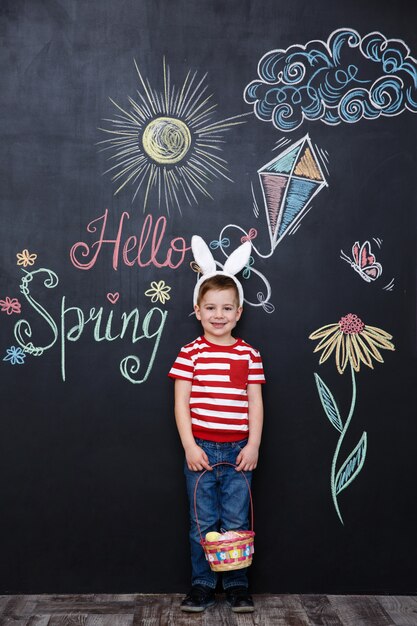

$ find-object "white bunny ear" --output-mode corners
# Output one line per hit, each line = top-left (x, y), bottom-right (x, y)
(191, 235), (216, 274)
(223, 241), (251, 275)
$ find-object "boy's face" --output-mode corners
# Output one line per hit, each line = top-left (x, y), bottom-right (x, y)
(194, 288), (242, 344)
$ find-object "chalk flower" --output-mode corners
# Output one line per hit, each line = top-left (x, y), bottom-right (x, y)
(0, 296), (21, 315)
(309, 313), (395, 374)
(144, 280), (171, 305)
(3, 345), (26, 365)
(16, 249), (37, 267)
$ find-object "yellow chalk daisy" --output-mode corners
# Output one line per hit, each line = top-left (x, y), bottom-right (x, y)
(309, 313), (395, 374)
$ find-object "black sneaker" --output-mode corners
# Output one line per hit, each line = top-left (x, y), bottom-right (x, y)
(180, 585), (216, 612)
(225, 586), (255, 613)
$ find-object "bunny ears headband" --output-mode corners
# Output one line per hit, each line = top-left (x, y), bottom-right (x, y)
(191, 235), (252, 307)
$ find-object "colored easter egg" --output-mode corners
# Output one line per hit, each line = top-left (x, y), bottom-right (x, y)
(205, 531), (222, 542)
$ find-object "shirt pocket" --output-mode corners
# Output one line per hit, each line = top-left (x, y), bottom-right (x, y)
(229, 360), (249, 388)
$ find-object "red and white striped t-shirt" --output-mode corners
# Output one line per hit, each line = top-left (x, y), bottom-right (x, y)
(168, 336), (265, 443)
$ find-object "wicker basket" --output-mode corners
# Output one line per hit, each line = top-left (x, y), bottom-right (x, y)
(193, 462), (255, 572)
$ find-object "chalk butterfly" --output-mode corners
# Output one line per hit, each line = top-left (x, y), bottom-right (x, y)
(340, 241), (382, 283)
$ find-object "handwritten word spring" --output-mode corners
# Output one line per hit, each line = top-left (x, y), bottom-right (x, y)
(14, 268), (167, 384)
(70, 210), (190, 271)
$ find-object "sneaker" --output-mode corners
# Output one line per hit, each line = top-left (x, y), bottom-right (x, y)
(180, 585), (216, 612)
(225, 586), (255, 613)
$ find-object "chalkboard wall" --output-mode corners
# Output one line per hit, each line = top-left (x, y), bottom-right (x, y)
(1, 0), (416, 593)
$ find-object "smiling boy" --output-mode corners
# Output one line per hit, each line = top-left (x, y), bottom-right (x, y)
(169, 270), (265, 613)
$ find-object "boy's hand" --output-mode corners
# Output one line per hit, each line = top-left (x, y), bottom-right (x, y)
(185, 444), (212, 472)
(235, 444), (259, 472)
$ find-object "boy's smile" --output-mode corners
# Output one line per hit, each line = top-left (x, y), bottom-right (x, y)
(194, 288), (242, 345)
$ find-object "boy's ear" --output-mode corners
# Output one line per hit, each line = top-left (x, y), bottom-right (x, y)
(194, 304), (201, 320)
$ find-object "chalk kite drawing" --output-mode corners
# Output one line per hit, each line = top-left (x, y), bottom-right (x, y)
(244, 28), (417, 131)
(210, 134), (328, 311)
(309, 313), (395, 524)
(340, 240), (383, 282)
(99, 58), (250, 213)
(258, 134), (328, 248)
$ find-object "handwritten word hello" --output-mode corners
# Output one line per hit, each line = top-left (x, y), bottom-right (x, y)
(14, 268), (167, 383)
(70, 210), (190, 271)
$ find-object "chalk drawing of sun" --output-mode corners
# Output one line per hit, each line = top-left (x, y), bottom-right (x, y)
(98, 58), (250, 214)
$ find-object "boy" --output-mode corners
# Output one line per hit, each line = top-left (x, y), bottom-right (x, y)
(168, 236), (265, 613)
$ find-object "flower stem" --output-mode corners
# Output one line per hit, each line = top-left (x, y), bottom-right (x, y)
(331, 362), (357, 525)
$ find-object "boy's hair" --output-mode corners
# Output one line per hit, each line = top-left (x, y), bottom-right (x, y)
(197, 275), (240, 306)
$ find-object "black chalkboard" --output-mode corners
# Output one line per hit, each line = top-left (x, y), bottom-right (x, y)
(1, 0), (416, 594)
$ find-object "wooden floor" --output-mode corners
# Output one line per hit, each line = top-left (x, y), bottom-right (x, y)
(1, 594), (417, 625)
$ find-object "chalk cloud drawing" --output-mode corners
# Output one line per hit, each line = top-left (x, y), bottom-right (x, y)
(99, 58), (250, 213)
(244, 28), (417, 131)
(309, 313), (395, 524)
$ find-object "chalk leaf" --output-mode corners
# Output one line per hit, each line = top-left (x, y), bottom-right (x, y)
(335, 432), (367, 496)
(314, 373), (343, 432)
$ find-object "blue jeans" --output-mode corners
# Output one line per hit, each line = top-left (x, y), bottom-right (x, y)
(184, 438), (252, 590)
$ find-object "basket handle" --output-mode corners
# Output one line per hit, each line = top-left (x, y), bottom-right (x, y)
(193, 461), (254, 544)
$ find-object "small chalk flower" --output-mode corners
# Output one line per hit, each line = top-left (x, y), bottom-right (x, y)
(144, 280), (171, 304)
(0, 297), (21, 315)
(16, 249), (37, 267)
(3, 345), (26, 365)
